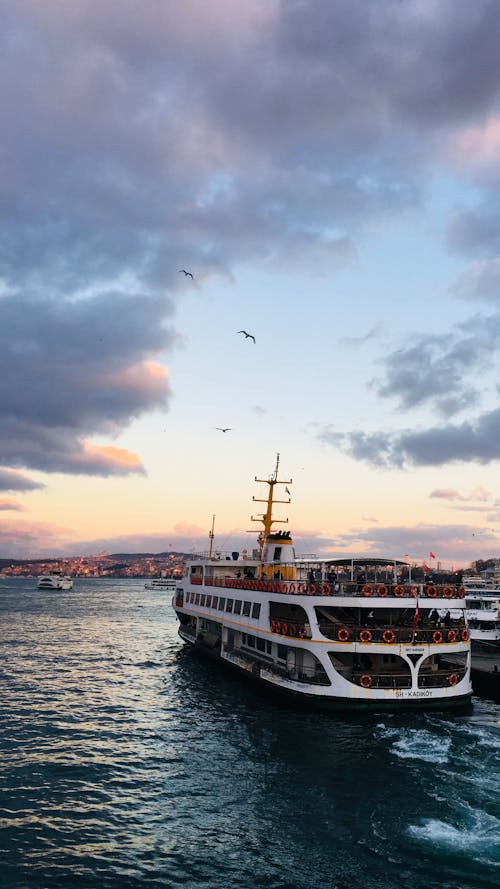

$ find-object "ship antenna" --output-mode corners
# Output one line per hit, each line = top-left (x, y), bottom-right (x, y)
(251, 452), (292, 550)
(208, 514), (216, 559)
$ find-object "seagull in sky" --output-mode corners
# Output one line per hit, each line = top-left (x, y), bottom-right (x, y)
(237, 330), (256, 343)
(179, 269), (194, 279)
(216, 427), (232, 433)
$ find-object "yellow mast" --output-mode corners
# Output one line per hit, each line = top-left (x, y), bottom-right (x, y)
(251, 453), (292, 550)
(208, 514), (216, 559)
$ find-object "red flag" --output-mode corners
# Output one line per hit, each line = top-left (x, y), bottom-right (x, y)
(412, 599), (420, 630)
(429, 551), (436, 559)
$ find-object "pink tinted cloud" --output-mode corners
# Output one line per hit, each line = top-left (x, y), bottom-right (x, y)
(0, 499), (27, 512)
(80, 442), (145, 474)
(450, 117), (500, 169)
(430, 486), (491, 502)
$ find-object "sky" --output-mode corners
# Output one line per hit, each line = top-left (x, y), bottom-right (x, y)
(2, 0), (500, 567)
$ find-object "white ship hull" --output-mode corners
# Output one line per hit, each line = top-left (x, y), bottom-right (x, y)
(37, 575), (73, 590)
(173, 459), (472, 711)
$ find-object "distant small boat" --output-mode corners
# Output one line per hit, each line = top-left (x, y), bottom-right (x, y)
(37, 573), (73, 590)
(145, 576), (177, 591)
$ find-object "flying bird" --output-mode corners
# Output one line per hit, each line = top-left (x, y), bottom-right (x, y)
(179, 269), (194, 279)
(285, 486), (291, 495)
(216, 427), (232, 433)
(237, 330), (256, 343)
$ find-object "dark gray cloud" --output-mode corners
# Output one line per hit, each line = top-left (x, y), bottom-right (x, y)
(0, 468), (44, 491)
(0, 291), (174, 474)
(320, 405), (500, 468)
(369, 310), (500, 419)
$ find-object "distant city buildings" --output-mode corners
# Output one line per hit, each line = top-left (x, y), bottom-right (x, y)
(0, 552), (187, 578)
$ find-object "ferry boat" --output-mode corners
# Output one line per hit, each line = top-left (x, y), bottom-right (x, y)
(463, 576), (500, 649)
(37, 572), (73, 590)
(172, 457), (472, 710)
(145, 575), (177, 591)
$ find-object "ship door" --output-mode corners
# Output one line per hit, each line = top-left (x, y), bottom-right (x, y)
(287, 649), (303, 678)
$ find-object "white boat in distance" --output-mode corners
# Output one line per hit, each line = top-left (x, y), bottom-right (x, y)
(37, 573), (73, 590)
(145, 576), (177, 591)
(172, 456), (472, 711)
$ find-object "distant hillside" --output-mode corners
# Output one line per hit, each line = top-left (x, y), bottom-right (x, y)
(0, 551), (187, 567)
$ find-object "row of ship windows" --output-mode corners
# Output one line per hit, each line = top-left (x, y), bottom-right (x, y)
(186, 591), (261, 619)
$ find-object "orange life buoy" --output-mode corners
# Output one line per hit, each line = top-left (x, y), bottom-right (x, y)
(382, 628), (396, 643)
(448, 673), (458, 686)
(461, 628), (469, 642)
(410, 585), (419, 597)
(321, 583), (331, 596)
(281, 623), (288, 635)
(394, 585), (406, 597)
(274, 621), (281, 634)
(270, 620), (276, 632)
(298, 583), (306, 594)
(447, 629), (457, 643)
(307, 583), (316, 595)
(359, 629), (372, 643)
(360, 674), (372, 688)
(426, 586), (437, 598)
(432, 630), (443, 643)
(443, 586), (453, 598)
(377, 584), (388, 597)
(362, 584), (373, 597)
(288, 582), (296, 594)
(458, 586), (465, 598)
(337, 627), (350, 642)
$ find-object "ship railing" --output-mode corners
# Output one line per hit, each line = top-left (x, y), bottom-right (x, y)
(336, 668), (467, 690)
(318, 623), (469, 644)
(200, 576), (467, 600)
(335, 670), (412, 689)
(224, 646), (329, 685)
(417, 669), (468, 688)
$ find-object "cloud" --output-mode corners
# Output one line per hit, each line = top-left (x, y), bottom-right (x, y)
(319, 405), (500, 468)
(340, 322), (384, 347)
(451, 259), (500, 303)
(3, 0), (500, 488)
(0, 292), (173, 475)
(0, 517), (75, 559)
(322, 521), (499, 567)
(430, 486), (491, 502)
(0, 468), (44, 491)
(0, 499), (26, 512)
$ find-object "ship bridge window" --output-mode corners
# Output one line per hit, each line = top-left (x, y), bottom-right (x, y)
(242, 601), (251, 617)
(226, 599), (234, 612)
(218, 597), (226, 611)
(251, 603), (261, 619)
(234, 600), (242, 615)
(273, 547), (282, 561)
(212, 596), (218, 609)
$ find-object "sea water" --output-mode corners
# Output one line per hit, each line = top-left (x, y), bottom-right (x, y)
(0, 577), (498, 889)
